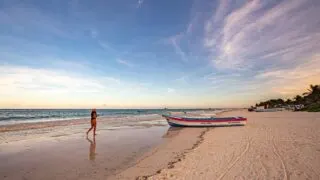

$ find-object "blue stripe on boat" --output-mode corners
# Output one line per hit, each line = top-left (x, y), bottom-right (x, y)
(167, 121), (187, 127)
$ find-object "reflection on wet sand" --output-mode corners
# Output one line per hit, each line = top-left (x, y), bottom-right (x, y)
(162, 127), (182, 138)
(86, 136), (96, 161)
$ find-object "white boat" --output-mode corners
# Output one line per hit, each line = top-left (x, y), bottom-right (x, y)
(254, 108), (285, 112)
(162, 114), (247, 127)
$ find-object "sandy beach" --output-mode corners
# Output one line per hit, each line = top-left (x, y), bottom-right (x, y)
(1, 110), (320, 180)
(138, 110), (320, 180)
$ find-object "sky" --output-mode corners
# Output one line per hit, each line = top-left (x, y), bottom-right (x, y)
(0, 0), (319, 109)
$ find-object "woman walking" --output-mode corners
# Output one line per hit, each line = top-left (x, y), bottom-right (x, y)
(87, 109), (97, 136)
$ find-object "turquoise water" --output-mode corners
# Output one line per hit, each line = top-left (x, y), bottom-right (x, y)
(0, 109), (219, 125)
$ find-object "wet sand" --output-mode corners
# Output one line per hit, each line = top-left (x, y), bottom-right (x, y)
(0, 111), (210, 180)
(0, 126), (170, 180)
(0, 113), (172, 180)
(111, 127), (207, 180)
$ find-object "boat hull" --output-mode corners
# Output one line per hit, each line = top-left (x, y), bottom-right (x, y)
(162, 115), (247, 127)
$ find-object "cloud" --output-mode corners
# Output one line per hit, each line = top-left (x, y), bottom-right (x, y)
(213, 0), (230, 23)
(116, 58), (134, 67)
(186, 15), (200, 35)
(90, 29), (98, 38)
(203, 72), (241, 85)
(0, 65), (120, 95)
(97, 40), (120, 55)
(167, 88), (175, 93)
(204, 0), (320, 70)
(255, 54), (320, 95)
(137, 0), (144, 8)
(202, 54), (320, 97)
(168, 34), (188, 62)
(127, 82), (151, 92)
(175, 75), (188, 84)
(186, 23), (193, 34)
(158, 5), (206, 63)
(98, 41), (114, 51)
(161, 13), (202, 63)
(0, 65), (165, 108)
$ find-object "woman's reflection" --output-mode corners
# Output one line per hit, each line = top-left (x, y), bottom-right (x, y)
(86, 136), (96, 161)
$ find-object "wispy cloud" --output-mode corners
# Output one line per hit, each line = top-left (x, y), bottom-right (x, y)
(137, 0), (144, 8)
(160, 13), (202, 63)
(127, 82), (151, 92)
(203, 72), (241, 84)
(0, 65), (165, 108)
(186, 23), (193, 35)
(186, 15), (200, 35)
(0, 65), (120, 95)
(169, 34), (188, 62)
(204, 0), (320, 70)
(116, 58), (134, 67)
(98, 40), (119, 54)
(90, 28), (98, 39)
(167, 88), (176, 93)
(213, 0), (230, 23)
(202, 54), (320, 97)
(175, 75), (188, 84)
(255, 54), (320, 95)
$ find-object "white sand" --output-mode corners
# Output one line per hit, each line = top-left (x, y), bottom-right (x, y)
(141, 111), (320, 180)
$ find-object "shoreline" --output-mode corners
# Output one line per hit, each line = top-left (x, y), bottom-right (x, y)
(0, 114), (164, 133)
(0, 109), (226, 133)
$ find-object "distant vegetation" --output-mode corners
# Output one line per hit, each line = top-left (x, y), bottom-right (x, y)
(252, 84), (320, 112)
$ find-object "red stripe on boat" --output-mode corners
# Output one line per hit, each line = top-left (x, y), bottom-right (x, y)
(167, 116), (247, 123)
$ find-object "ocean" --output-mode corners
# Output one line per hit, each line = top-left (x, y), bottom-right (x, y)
(0, 109), (217, 125)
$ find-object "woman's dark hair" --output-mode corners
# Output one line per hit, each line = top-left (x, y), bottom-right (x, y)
(91, 109), (97, 119)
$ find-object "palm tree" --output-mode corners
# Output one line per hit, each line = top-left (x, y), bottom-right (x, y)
(285, 99), (293, 105)
(303, 85), (320, 104)
(294, 95), (303, 104)
(303, 85), (320, 96)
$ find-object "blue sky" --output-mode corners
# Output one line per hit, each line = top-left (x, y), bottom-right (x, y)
(0, 0), (319, 108)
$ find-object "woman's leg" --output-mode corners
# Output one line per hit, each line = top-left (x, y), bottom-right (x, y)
(87, 125), (93, 135)
(93, 124), (96, 135)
